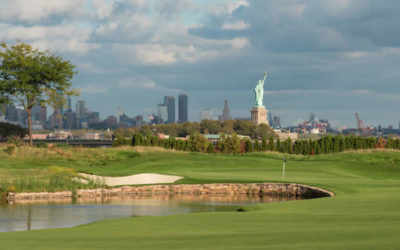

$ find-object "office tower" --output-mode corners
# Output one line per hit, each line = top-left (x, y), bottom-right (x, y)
(268, 112), (273, 126)
(309, 112), (315, 122)
(117, 107), (123, 123)
(67, 96), (72, 112)
(164, 96), (175, 124)
(200, 109), (213, 121)
(218, 100), (232, 122)
(178, 94), (188, 123)
(158, 104), (168, 123)
(76, 100), (88, 119)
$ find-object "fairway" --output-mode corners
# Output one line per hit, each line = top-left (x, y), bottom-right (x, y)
(1, 148), (400, 249)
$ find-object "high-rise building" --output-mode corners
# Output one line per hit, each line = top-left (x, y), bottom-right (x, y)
(309, 112), (315, 122)
(76, 100), (88, 119)
(158, 104), (168, 123)
(117, 107), (123, 123)
(67, 96), (72, 112)
(268, 112), (273, 126)
(272, 116), (281, 128)
(200, 109), (213, 121)
(31, 105), (47, 122)
(178, 94), (188, 123)
(218, 100), (232, 122)
(164, 96), (175, 124)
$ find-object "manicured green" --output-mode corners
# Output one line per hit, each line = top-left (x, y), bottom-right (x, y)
(0, 146), (400, 249)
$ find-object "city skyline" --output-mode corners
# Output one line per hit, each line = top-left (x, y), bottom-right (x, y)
(0, 1), (399, 127)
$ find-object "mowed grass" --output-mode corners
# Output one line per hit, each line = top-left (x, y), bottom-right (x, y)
(0, 146), (400, 249)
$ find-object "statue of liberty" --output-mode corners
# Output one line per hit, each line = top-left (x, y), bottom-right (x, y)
(254, 72), (267, 107)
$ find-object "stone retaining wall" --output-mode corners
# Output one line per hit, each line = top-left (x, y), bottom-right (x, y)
(7, 183), (334, 202)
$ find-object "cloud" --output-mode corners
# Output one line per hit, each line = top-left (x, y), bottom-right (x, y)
(119, 76), (156, 89)
(0, 23), (99, 54)
(222, 21), (250, 30)
(0, 0), (86, 23)
(81, 84), (108, 93)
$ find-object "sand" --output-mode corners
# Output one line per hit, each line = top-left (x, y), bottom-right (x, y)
(77, 173), (184, 186)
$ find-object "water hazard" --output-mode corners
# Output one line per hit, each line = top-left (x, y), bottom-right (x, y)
(0, 194), (302, 233)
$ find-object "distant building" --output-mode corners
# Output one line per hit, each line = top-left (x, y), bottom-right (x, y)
(164, 96), (175, 124)
(117, 107), (123, 123)
(158, 104), (168, 123)
(218, 100), (232, 122)
(271, 116), (281, 128)
(76, 100), (88, 119)
(268, 113), (273, 125)
(200, 109), (213, 121)
(63, 111), (78, 129)
(309, 112), (315, 122)
(178, 94), (188, 123)
(31, 105), (47, 123)
(49, 109), (63, 129)
(67, 96), (72, 112)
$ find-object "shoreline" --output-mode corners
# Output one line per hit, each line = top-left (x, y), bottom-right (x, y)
(6, 183), (335, 203)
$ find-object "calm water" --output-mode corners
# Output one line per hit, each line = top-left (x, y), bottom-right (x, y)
(0, 194), (300, 233)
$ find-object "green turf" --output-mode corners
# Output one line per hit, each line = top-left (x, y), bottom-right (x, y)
(0, 147), (400, 249)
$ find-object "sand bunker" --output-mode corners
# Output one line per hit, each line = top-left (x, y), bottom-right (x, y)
(77, 173), (184, 186)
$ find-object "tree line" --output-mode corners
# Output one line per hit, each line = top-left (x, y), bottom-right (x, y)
(136, 120), (276, 139)
(126, 132), (400, 155)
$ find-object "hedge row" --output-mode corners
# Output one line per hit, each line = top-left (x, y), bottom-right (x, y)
(125, 132), (399, 155)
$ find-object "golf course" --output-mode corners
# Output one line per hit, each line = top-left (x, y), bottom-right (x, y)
(0, 146), (400, 249)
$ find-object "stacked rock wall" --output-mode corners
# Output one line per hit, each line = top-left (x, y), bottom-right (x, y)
(7, 183), (334, 202)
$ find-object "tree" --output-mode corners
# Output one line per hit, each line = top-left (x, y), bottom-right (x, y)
(0, 42), (78, 145)
(261, 137), (267, 151)
(244, 139), (253, 153)
(0, 122), (28, 139)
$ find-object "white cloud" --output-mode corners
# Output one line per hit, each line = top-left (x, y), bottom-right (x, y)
(91, 0), (113, 20)
(0, 23), (99, 54)
(209, 1), (249, 17)
(0, 0), (85, 23)
(81, 84), (108, 93)
(222, 21), (250, 30)
(119, 76), (156, 89)
(345, 51), (367, 59)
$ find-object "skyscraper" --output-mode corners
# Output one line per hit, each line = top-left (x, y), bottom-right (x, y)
(76, 100), (88, 119)
(164, 96), (175, 124)
(158, 104), (168, 123)
(67, 96), (72, 112)
(218, 100), (232, 122)
(178, 94), (188, 123)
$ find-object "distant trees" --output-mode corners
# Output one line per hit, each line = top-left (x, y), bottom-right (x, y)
(130, 128), (400, 155)
(141, 120), (275, 139)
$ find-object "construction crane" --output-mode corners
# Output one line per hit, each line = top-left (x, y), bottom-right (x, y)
(355, 112), (365, 131)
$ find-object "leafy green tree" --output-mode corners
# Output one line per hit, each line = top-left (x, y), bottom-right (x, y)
(132, 133), (144, 146)
(244, 139), (253, 153)
(0, 122), (28, 139)
(276, 138), (281, 152)
(261, 137), (267, 151)
(0, 42), (78, 145)
(200, 120), (222, 134)
(268, 136), (274, 151)
(187, 132), (210, 152)
(206, 143), (214, 153)
(254, 139), (260, 152)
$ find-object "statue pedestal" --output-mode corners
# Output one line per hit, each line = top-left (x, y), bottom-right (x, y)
(251, 106), (269, 126)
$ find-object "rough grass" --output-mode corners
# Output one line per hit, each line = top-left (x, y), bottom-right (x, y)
(0, 146), (400, 249)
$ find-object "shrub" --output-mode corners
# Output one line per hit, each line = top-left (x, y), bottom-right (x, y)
(113, 137), (131, 147)
(4, 144), (16, 155)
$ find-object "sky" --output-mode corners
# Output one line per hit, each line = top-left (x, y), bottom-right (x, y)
(1, 0), (400, 128)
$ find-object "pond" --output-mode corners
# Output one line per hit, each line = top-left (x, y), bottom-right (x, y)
(0, 194), (302, 233)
